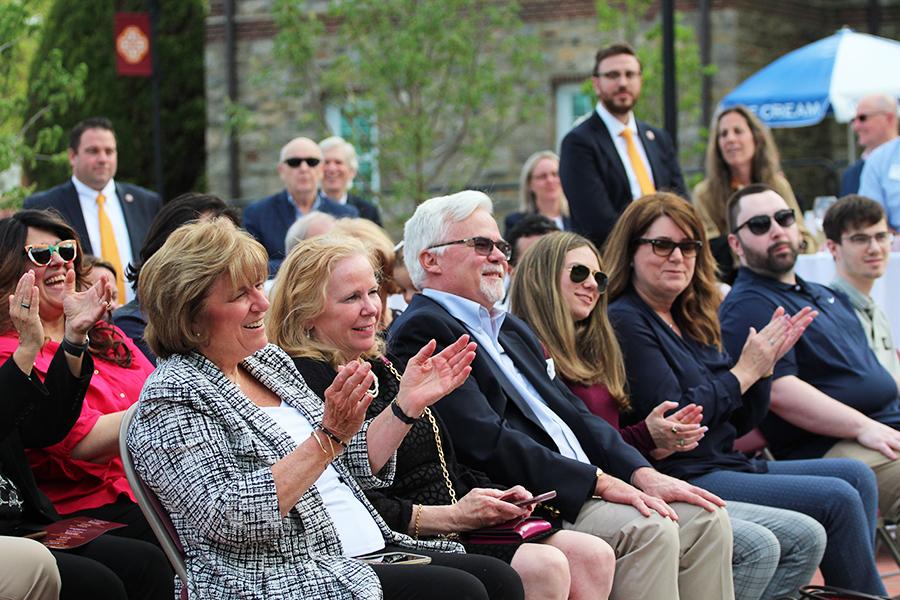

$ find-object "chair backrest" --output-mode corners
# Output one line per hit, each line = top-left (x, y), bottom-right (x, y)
(733, 428), (775, 461)
(119, 403), (190, 595)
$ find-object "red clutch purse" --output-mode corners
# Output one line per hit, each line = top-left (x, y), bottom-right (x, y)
(464, 516), (553, 544)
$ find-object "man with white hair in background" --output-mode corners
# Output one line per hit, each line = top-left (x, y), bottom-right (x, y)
(319, 136), (382, 225)
(388, 189), (736, 600)
(842, 94), (898, 196)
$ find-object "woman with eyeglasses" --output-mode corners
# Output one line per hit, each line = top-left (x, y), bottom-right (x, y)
(601, 193), (887, 596)
(504, 151), (570, 238)
(693, 106), (816, 283)
(0, 210), (158, 546)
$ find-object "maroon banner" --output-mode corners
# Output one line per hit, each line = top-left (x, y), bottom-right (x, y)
(115, 13), (152, 77)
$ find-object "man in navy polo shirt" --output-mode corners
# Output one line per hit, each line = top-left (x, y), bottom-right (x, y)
(720, 183), (900, 521)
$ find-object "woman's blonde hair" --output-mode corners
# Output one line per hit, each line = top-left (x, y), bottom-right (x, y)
(509, 231), (628, 409)
(139, 218), (268, 359)
(697, 105), (782, 236)
(603, 193), (722, 349)
(518, 150), (570, 217)
(267, 235), (384, 367)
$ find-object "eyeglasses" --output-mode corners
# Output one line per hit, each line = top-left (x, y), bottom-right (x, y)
(568, 264), (609, 293)
(732, 209), (796, 235)
(851, 112), (887, 124)
(634, 238), (702, 258)
(283, 157), (321, 168)
(595, 70), (641, 81)
(427, 237), (512, 260)
(24, 239), (78, 266)
(843, 231), (895, 247)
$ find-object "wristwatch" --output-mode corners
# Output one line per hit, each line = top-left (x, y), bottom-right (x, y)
(594, 467), (605, 499)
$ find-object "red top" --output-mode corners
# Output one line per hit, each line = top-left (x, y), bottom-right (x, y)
(0, 327), (154, 514)
(566, 380), (657, 457)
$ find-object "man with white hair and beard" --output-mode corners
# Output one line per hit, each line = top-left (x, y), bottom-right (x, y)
(388, 190), (736, 600)
(720, 183), (900, 522)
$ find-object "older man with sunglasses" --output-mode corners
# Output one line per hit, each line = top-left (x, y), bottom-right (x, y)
(243, 136), (358, 275)
(720, 183), (900, 522)
(389, 190), (736, 600)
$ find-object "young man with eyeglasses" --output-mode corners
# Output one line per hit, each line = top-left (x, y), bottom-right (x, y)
(823, 195), (900, 384)
(243, 136), (358, 275)
(720, 183), (900, 522)
(390, 190), (736, 600)
(559, 42), (688, 250)
(841, 94), (898, 196)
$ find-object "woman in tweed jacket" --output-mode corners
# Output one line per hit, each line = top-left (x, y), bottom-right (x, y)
(128, 219), (523, 600)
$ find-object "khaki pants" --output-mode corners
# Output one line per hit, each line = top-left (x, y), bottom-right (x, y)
(0, 536), (60, 600)
(562, 499), (734, 600)
(824, 439), (900, 522)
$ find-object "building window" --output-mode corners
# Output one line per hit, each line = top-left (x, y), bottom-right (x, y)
(325, 104), (380, 194)
(555, 82), (594, 150)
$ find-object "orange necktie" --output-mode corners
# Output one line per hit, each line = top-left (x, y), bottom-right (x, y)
(620, 128), (656, 197)
(96, 193), (126, 300)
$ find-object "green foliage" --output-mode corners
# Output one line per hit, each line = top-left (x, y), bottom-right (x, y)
(594, 0), (714, 167)
(0, 0), (85, 209)
(271, 0), (544, 215)
(23, 0), (206, 200)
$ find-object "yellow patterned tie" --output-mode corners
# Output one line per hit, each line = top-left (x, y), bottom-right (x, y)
(96, 193), (126, 300)
(620, 128), (656, 196)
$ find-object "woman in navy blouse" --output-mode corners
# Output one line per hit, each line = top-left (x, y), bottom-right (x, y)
(603, 193), (885, 596)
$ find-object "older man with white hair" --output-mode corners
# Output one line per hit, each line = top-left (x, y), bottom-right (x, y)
(319, 136), (382, 225)
(388, 190), (738, 600)
(842, 94), (898, 196)
(244, 136), (358, 275)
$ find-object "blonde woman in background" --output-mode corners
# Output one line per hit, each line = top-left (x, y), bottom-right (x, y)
(504, 151), (571, 237)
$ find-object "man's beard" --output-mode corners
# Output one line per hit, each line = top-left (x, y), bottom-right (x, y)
(601, 90), (636, 116)
(740, 239), (799, 275)
(480, 269), (506, 305)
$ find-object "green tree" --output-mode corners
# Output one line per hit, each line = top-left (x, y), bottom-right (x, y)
(23, 0), (206, 200)
(594, 0), (711, 169)
(0, 0), (85, 209)
(270, 0), (543, 216)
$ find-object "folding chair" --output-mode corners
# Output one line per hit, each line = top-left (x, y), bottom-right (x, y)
(119, 403), (189, 599)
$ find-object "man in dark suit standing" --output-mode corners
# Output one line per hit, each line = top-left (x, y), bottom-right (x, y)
(25, 117), (161, 302)
(388, 190), (733, 600)
(560, 43), (687, 249)
(318, 136), (382, 226)
(243, 136), (358, 275)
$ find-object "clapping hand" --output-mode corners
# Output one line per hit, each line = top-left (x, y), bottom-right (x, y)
(9, 271), (43, 354)
(737, 306), (816, 382)
(395, 335), (476, 417)
(321, 360), (377, 443)
(647, 401), (706, 459)
(63, 268), (114, 343)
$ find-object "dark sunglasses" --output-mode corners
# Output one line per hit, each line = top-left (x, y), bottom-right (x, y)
(427, 236), (512, 260)
(24, 239), (78, 266)
(732, 208), (796, 235)
(568, 264), (608, 292)
(283, 157), (321, 168)
(634, 238), (702, 258)
(851, 112), (886, 124)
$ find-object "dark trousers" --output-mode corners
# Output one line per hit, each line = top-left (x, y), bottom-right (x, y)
(53, 534), (173, 600)
(63, 497), (159, 547)
(370, 546), (524, 600)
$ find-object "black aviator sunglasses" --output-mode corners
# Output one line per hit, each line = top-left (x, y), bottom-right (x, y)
(283, 157), (321, 168)
(568, 264), (609, 293)
(732, 209), (796, 235)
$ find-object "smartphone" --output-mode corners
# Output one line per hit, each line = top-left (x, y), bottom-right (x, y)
(359, 551), (432, 565)
(503, 490), (557, 507)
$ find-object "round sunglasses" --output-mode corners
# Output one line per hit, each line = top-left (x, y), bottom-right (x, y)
(568, 264), (608, 293)
(23, 240), (78, 267)
(732, 209), (796, 235)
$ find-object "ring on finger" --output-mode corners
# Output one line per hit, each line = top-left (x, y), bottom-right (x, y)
(677, 439), (685, 447)
(670, 425), (678, 434)
(768, 338), (776, 346)
(20, 303), (30, 309)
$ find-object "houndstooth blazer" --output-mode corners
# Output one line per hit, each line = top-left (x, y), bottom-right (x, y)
(127, 344), (461, 600)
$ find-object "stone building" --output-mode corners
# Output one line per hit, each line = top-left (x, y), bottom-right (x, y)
(205, 0), (900, 232)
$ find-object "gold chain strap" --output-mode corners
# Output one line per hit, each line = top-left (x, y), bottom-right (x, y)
(383, 359), (457, 505)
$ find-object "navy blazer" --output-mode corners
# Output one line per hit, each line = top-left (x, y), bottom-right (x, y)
(347, 193), (382, 226)
(24, 180), (161, 259)
(387, 294), (650, 522)
(559, 111), (688, 249)
(243, 189), (358, 275)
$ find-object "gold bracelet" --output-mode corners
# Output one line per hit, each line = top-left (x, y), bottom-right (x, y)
(413, 504), (423, 539)
(310, 430), (331, 459)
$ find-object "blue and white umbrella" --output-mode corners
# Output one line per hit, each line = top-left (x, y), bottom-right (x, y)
(720, 28), (900, 128)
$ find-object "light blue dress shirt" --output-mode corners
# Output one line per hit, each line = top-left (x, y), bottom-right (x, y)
(859, 137), (900, 230)
(422, 288), (592, 463)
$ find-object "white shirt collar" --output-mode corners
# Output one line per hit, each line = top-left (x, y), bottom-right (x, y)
(71, 175), (116, 200)
(595, 101), (637, 137)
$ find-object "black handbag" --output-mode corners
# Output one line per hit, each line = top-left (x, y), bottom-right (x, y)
(779, 585), (891, 600)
